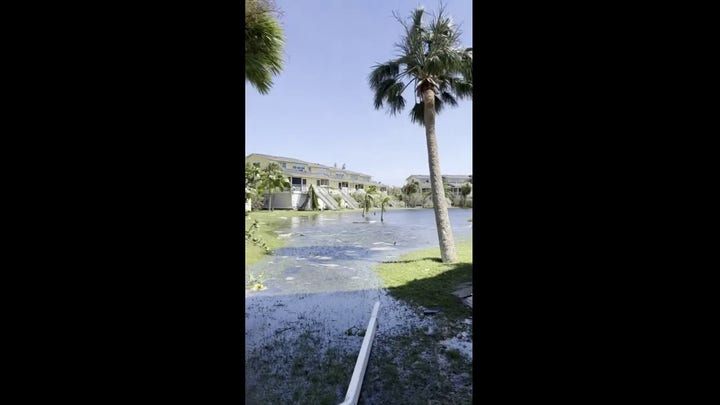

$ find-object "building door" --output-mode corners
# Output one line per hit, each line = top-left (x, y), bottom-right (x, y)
(291, 177), (302, 191)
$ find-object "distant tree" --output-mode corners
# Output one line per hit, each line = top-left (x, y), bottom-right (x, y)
(245, 163), (261, 206)
(379, 195), (391, 222)
(401, 180), (420, 206)
(369, 4), (472, 263)
(362, 185), (379, 217)
(245, 0), (285, 94)
(460, 183), (472, 208)
(257, 162), (290, 211)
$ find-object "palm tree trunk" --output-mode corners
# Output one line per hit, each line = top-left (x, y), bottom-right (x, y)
(422, 87), (458, 263)
(381, 204), (385, 222)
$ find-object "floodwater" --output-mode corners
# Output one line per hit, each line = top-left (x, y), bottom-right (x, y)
(245, 208), (473, 403)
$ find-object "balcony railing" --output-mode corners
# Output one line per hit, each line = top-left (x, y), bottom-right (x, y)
(290, 185), (309, 192)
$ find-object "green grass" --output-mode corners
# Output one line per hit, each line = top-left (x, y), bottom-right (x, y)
(374, 240), (473, 321)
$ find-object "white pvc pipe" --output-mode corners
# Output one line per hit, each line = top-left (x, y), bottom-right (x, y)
(339, 301), (380, 405)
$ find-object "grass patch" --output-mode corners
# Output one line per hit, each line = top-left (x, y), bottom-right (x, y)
(246, 329), (356, 405)
(374, 240), (473, 321)
(360, 328), (473, 403)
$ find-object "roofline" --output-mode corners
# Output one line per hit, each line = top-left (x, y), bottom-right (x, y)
(246, 153), (374, 178)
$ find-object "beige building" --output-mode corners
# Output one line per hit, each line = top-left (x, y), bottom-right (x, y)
(245, 153), (389, 210)
(406, 174), (473, 200)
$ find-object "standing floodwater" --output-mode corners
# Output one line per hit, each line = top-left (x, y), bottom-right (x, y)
(245, 208), (473, 404)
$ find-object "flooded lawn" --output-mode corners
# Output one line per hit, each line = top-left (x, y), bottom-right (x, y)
(245, 208), (473, 404)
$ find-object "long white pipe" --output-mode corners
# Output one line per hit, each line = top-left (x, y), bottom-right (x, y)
(339, 301), (380, 405)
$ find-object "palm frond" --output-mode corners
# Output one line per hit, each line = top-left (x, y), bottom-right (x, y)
(372, 78), (397, 109)
(410, 7), (425, 31)
(372, 78), (407, 114)
(409, 102), (425, 126)
(245, 10), (284, 94)
(448, 77), (472, 100)
(386, 81), (406, 115)
(368, 61), (400, 90)
(439, 91), (458, 107)
(434, 94), (444, 114)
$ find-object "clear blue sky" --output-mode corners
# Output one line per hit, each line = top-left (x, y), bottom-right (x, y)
(245, 0), (473, 187)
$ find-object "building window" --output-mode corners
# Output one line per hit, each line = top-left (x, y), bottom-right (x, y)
(280, 162), (286, 168)
(316, 179), (329, 186)
(252, 162), (260, 167)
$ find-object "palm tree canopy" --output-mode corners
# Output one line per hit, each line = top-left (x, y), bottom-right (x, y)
(401, 180), (419, 195)
(258, 162), (290, 194)
(245, 0), (284, 94)
(369, 4), (472, 125)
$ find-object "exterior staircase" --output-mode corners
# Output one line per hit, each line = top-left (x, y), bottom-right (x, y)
(339, 189), (360, 209)
(312, 186), (339, 210)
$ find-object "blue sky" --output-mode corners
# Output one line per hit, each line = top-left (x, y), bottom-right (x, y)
(245, 0), (473, 187)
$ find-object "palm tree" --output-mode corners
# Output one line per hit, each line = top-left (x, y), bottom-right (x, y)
(460, 183), (472, 208)
(401, 180), (420, 206)
(369, 4), (471, 263)
(362, 185), (379, 217)
(245, 0), (284, 94)
(258, 163), (290, 211)
(379, 195), (391, 222)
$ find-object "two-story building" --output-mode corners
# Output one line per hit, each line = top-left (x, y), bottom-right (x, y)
(246, 153), (387, 210)
(405, 174), (473, 202)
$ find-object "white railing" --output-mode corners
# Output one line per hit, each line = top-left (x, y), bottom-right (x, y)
(338, 301), (380, 405)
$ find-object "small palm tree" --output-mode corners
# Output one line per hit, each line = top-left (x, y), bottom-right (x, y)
(369, 4), (472, 263)
(379, 195), (391, 222)
(245, 0), (284, 94)
(258, 162), (290, 211)
(362, 185), (379, 217)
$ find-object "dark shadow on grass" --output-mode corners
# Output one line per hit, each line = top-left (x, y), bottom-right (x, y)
(381, 257), (443, 264)
(385, 262), (473, 321)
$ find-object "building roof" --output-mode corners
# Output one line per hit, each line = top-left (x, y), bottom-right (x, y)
(406, 174), (472, 184)
(246, 153), (332, 168)
(246, 153), (374, 180)
(407, 174), (472, 179)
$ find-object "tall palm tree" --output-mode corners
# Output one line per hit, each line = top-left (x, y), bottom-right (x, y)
(369, 4), (472, 263)
(258, 163), (290, 211)
(245, 0), (284, 94)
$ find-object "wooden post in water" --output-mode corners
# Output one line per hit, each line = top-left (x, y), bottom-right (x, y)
(339, 301), (380, 405)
